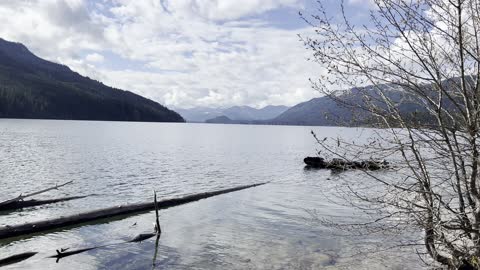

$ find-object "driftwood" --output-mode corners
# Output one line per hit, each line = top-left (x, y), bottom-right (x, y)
(0, 182), (266, 240)
(304, 157), (389, 171)
(0, 252), (37, 267)
(0, 181), (74, 209)
(0, 196), (87, 212)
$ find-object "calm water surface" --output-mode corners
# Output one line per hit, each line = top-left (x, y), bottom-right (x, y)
(0, 120), (421, 269)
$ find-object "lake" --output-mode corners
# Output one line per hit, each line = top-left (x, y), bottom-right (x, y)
(0, 120), (421, 269)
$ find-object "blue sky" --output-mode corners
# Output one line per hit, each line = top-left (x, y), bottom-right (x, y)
(0, 0), (373, 108)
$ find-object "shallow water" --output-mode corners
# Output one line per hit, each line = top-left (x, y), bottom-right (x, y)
(0, 120), (421, 269)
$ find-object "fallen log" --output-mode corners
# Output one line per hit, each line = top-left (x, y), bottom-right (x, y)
(0, 196), (87, 212)
(0, 182), (266, 240)
(304, 157), (389, 171)
(0, 180), (74, 208)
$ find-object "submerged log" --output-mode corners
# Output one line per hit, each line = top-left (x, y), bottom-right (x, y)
(0, 182), (266, 240)
(304, 157), (389, 171)
(128, 233), (156, 243)
(0, 252), (37, 267)
(49, 247), (97, 263)
(48, 233), (158, 263)
(0, 196), (87, 212)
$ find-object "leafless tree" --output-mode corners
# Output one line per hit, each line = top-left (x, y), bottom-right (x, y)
(301, 0), (480, 268)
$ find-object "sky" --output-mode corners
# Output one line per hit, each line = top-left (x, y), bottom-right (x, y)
(0, 0), (373, 109)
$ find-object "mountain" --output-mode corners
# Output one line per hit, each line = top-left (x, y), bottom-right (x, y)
(0, 38), (184, 122)
(205, 115), (235, 124)
(177, 105), (290, 122)
(272, 85), (429, 126)
(271, 97), (350, 126)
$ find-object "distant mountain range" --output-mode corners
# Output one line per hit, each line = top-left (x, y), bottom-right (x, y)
(198, 84), (434, 127)
(177, 86), (420, 126)
(0, 38), (184, 122)
(176, 105), (290, 122)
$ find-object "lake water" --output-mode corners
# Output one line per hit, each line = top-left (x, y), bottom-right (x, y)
(0, 120), (422, 269)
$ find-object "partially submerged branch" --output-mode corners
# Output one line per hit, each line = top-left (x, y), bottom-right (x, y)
(0, 196), (87, 212)
(154, 191), (161, 235)
(0, 180), (74, 208)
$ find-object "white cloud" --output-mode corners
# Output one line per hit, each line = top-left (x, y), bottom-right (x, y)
(166, 0), (301, 21)
(85, 53), (105, 63)
(0, 0), (319, 108)
(0, 0), (104, 62)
